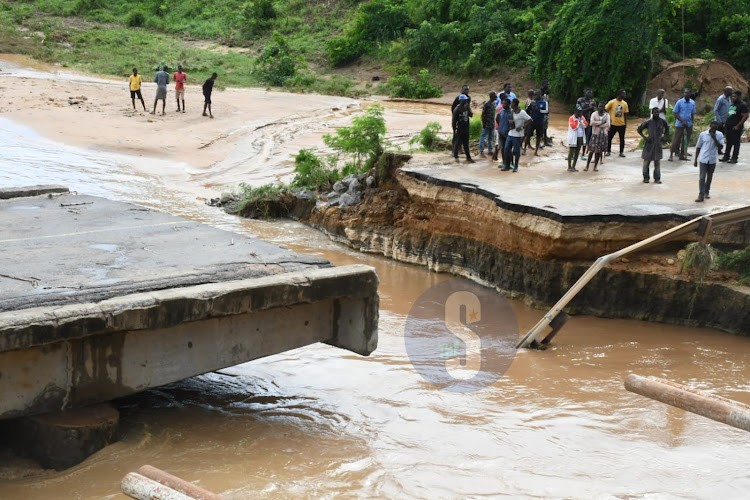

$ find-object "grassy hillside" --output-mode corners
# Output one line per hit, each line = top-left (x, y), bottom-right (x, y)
(2, 0), (749, 100)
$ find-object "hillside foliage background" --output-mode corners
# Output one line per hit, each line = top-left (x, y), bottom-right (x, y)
(2, 0), (749, 101)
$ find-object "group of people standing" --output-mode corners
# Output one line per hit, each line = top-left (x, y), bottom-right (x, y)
(450, 82), (749, 203)
(128, 65), (218, 118)
(451, 82), (551, 171)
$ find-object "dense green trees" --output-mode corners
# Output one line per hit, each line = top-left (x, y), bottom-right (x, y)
(7, 0), (750, 102)
(535, 0), (661, 102)
(657, 0), (750, 67)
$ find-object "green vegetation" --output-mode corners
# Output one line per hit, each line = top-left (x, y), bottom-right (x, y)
(386, 69), (442, 99)
(253, 32), (300, 87)
(717, 246), (750, 286)
(235, 103), (388, 215)
(291, 149), (340, 191)
(681, 241), (719, 317)
(410, 121), (443, 150)
(323, 103), (388, 174)
(681, 242), (717, 282)
(235, 182), (287, 218)
(327, 0), (412, 67)
(0, 0), (362, 95)
(536, 0), (661, 102)
(3, 0), (750, 103)
(469, 116), (482, 140)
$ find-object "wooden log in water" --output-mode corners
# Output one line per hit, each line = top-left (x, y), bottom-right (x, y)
(121, 472), (193, 500)
(624, 374), (750, 432)
(137, 465), (224, 500)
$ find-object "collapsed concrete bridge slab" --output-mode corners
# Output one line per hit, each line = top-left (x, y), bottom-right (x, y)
(0, 188), (379, 421)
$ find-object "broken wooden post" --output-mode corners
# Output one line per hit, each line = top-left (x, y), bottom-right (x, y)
(138, 465), (224, 500)
(624, 374), (750, 432)
(121, 472), (193, 500)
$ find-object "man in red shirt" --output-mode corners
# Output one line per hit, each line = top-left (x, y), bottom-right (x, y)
(173, 65), (187, 113)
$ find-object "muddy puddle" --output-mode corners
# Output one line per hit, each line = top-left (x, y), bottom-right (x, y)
(1, 83), (749, 499)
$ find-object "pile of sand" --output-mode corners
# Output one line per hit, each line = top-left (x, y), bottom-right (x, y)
(649, 58), (748, 111)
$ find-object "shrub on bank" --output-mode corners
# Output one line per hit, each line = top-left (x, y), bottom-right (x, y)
(717, 246), (750, 286)
(292, 150), (340, 191)
(235, 182), (287, 218)
(410, 122), (443, 150)
(386, 69), (442, 99)
(253, 32), (300, 87)
(323, 103), (388, 173)
(469, 116), (482, 140)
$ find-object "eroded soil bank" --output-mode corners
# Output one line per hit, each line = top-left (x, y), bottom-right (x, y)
(276, 154), (750, 336)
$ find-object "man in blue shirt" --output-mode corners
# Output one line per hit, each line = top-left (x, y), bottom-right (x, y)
(693, 120), (725, 202)
(713, 86), (733, 133)
(669, 88), (696, 161)
(503, 82), (517, 103)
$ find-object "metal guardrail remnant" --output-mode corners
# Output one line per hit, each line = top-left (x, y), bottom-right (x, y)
(624, 374), (750, 432)
(517, 205), (750, 349)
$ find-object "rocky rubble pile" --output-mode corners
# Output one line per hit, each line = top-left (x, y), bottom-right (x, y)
(314, 172), (375, 211)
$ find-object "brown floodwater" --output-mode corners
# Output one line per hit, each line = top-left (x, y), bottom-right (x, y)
(1, 101), (749, 499)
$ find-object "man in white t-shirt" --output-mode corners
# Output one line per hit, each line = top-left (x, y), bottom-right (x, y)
(649, 89), (668, 122)
(502, 98), (531, 172)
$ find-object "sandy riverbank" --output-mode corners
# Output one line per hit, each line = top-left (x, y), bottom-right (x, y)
(0, 54), (362, 198)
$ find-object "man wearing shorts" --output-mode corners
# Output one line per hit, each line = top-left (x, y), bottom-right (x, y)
(129, 68), (146, 112)
(173, 65), (187, 113)
(151, 65), (170, 116)
(203, 72), (217, 119)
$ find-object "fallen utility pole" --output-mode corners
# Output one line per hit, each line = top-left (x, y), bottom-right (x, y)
(122, 472), (193, 500)
(624, 374), (750, 433)
(138, 465), (225, 500)
(122, 466), (224, 500)
(517, 205), (750, 349)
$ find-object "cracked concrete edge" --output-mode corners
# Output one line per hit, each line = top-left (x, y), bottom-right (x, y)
(0, 263), (330, 313)
(0, 185), (70, 200)
(399, 169), (699, 224)
(0, 264), (379, 353)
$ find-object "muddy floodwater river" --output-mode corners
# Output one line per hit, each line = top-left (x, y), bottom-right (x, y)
(0, 71), (749, 498)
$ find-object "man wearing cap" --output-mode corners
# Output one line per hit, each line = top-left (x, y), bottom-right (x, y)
(714, 86), (733, 133)
(452, 85), (471, 156)
(452, 94), (475, 163)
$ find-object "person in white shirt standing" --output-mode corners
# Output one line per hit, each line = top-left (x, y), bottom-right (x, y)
(649, 89), (668, 122)
(693, 120), (725, 202)
(502, 98), (531, 172)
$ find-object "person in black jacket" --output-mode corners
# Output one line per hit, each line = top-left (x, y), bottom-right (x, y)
(451, 85), (471, 156)
(202, 73), (218, 118)
(452, 95), (475, 163)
